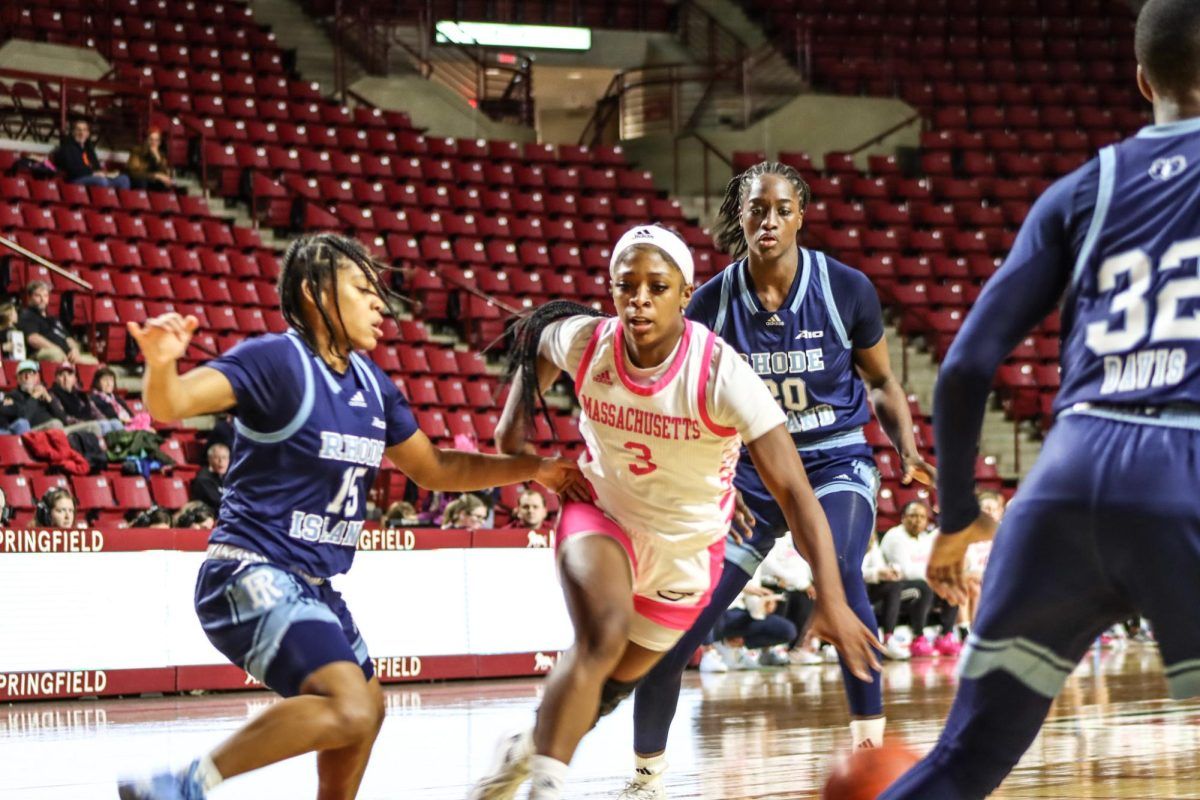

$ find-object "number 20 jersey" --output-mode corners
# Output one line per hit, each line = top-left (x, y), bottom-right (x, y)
(1057, 120), (1200, 412)
(555, 316), (784, 551)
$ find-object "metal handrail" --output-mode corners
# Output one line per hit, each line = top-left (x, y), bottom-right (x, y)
(0, 67), (154, 145)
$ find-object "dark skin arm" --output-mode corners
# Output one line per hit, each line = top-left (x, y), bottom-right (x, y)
(854, 335), (936, 486)
(746, 425), (882, 680)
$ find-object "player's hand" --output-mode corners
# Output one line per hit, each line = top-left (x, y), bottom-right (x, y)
(127, 313), (199, 366)
(900, 451), (937, 486)
(808, 597), (883, 681)
(925, 513), (998, 606)
(534, 457), (589, 501)
(729, 488), (754, 545)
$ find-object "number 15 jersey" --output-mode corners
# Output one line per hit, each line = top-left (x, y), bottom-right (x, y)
(541, 316), (784, 550)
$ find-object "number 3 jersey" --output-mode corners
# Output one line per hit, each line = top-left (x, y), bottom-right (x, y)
(687, 251), (885, 450)
(540, 316), (785, 550)
(206, 331), (419, 578)
(1056, 119), (1200, 412)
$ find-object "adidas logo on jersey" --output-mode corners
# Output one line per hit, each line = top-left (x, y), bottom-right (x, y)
(765, 314), (784, 327)
(348, 391), (368, 408)
(593, 368), (613, 385)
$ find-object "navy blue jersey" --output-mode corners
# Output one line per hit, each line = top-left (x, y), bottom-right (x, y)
(1057, 121), (1200, 411)
(934, 117), (1200, 531)
(206, 332), (419, 578)
(688, 250), (884, 449)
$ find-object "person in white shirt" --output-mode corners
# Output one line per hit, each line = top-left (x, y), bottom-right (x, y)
(861, 535), (913, 660)
(469, 224), (882, 800)
(879, 501), (960, 657)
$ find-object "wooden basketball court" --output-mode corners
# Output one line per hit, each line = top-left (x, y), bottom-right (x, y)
(3, 643), (1196, 799)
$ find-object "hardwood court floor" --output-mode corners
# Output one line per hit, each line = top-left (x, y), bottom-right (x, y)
(3, 643), (1198, 799)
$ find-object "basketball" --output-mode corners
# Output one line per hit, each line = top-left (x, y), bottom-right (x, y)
(821, 742), (921, 800)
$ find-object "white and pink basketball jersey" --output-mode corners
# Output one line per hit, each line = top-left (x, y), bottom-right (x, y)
(542, 316), (785, 551)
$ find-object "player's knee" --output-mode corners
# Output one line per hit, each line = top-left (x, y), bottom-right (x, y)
(329, 688), (382, 742)
(575, 611), (631, 667)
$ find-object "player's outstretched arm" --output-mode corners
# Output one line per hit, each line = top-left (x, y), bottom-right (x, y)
(854, 335), (936, 486)
(747, 425), (883, 680)
(385, 428), (584, 497)
(128, 313), (236, 423)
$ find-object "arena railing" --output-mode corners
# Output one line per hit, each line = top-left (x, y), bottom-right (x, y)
(0, 67), (153, 147)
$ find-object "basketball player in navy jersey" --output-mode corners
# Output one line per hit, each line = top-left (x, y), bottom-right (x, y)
(621, 162), (936, 799)
(882, 2), (1200, 796)
(117, 234), (580, 800)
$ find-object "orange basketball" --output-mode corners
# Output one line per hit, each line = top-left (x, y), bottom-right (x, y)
(821, 742), (921, 800)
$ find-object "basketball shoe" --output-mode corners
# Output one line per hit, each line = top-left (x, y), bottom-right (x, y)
(118, 760), (206, 800)
(468, 728), (534, 800)
(617, 775), (668, 799)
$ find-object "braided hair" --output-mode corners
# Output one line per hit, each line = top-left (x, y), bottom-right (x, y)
(711, 161), (812, 258)
(502, 299), (606, 430)
(278, 233), (393, 360)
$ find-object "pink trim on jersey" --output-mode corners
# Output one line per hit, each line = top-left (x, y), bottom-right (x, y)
(613, 317), (693, 397)
(697, 328), (737, 437)
(573, 317), (609, 395)
(556, 501), (638, 571)
(633, 537), (726, 631)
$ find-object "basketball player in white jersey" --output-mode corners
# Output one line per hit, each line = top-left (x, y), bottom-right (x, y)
(469, 225), (882, 800)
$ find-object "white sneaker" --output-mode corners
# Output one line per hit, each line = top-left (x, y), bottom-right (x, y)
(821, 644), (840, 663)
(882, 637), (911, 661)
(714, 642), (758, 670)
(618, 776), (667, 799)
(788, 647), (823, 665)
(468, 729), (533, 800)
(698, 649), (728, 673)
(758, 645), (790, 667)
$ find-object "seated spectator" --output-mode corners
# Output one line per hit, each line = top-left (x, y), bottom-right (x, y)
(8, 360), (66, 431)
(758, 536), (822, 664)
(53, 119), (130, 189)
(18, 281), (96, 364)
(51, 363), (122, 436)
(961, 490), (1005, 632)
(441, 493), (489, 530)
(383, 500), (419, 528)
(174, 501), (215, 529)
(0, 486), (11, 526)
(0, 388), (33, 434)
(862, 535), (917, 660)
(190, 442), (229, 511)
(126, 127), (173, 190)
(710, 580), (797, 669)
(0, 301), (24, 360)
(879, 501), (961, 657)
(126, 506), (172, 528)
(36, 487), (79, 529)
(507, 487), (550, 531)
(90, 367), (133, 424)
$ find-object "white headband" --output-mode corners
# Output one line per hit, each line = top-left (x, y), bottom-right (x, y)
(608, 224), (695, 285)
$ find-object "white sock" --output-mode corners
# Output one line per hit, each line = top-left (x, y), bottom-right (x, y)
(850, 717), (886, 749)
(192, 753), (224, 792)
(527, 754), (569, 799)
(634, 752), (668, 781)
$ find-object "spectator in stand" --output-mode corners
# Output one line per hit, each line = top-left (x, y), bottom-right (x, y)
(509, 487), (550, 530)
(710, 579), (797, 670)
(960, 490), (1005, 634)
(51, 363), (122, 436)
(9, 360), (66, 431)
(190, 442), (229, 511)
(879, 501), (961, 657)
(383, 500), (419, 528)
(174, 500), (215, 530)
(126, 128), (173, 191)
(758, 535), (824, 664)
(0, 301), (24, 360)
(0, 387), (33, 434)
(36, 486), (78, 529)
(18, 281), (96, 364)
(441, 493), (489, 530)
(54, 119), (130, 189)
(90, 367), (133, 425)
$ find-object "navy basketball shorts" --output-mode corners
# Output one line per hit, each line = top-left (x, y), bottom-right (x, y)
(962, 412), (1200, 700)
(725, 445), (880, 575)
(195, 558), (374, 697)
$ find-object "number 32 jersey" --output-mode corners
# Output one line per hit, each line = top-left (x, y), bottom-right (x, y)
(206, 331), (419, 578)
(541, 316), (784, 550)
(1057, 119), (1200, 411)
